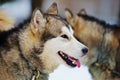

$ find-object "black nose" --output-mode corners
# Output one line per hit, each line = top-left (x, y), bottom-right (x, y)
(82, 48), (88, 55)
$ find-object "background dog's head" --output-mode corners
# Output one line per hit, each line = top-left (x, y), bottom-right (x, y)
(65, 9), (120, 66)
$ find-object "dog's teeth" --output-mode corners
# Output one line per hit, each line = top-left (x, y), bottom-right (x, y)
(60, 51), (64, 55)
(72, 61), (75, 64)
(59, 51), (65, 57)
(72, 62), (74, 64)
(60, 51), (62, 54)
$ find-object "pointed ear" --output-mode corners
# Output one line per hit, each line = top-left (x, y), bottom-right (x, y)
(47, 2), (58, 15)
(78, 8), (87, 15)
(65, 8), (73, 21)
(31, 8), (46, 34)
(65, 8), (79, 30)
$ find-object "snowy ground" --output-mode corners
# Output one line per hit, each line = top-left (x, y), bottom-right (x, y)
(49, 65), (92, 80)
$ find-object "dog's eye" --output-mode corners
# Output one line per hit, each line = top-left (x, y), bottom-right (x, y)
(61, 34), (69, 39)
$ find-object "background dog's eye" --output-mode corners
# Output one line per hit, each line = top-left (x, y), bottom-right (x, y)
(61, 34), (69, 39)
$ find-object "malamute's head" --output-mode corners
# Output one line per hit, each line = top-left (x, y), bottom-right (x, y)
(40, 3), (88, 73)
(65, 9), (120, 66)
(21, 3), (88, 73)
(65, 9), (104, 65)
(65, 9), (104, 48)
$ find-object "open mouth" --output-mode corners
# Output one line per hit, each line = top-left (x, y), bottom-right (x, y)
(58, 51), (80, 68)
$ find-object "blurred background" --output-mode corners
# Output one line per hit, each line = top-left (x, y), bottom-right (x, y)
(0, 0), (120, 25)
(0, 0), (120, 80)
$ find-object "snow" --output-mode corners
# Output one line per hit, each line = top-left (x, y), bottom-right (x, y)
(49, 65), (93, 80)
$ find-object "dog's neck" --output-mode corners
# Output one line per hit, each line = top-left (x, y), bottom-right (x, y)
(92, 62), (120, 77)
(89, 28), (120, 79)
(17, 27), (49, 80)
(0, 23), (48, 79)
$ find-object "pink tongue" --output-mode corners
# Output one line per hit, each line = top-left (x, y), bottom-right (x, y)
(75, 59), (80, 68)
(68, 56), (80, 68)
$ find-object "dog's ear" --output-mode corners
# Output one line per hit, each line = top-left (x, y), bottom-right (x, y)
(65, 8), (80, 30)
(78, 8), (87, 15)
(65, 8), (76, 29)
(47, 2), (58, 15)
(31, 8), (46, 34)
(65, 8), (73, 20)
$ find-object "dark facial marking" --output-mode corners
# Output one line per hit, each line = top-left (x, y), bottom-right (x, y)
(41, 31), (56, 42)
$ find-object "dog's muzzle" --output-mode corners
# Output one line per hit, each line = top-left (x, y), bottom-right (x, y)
(58, 51), (80, 68)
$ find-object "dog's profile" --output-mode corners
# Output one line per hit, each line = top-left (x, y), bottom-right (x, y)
(0, 3), (88, 80)
(65, 8), (120, 80)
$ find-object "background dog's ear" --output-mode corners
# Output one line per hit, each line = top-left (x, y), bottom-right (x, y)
(65, 8), (76, 28)
(78, 8), (87, 15)
(47, 2), (58, 15)
(31, 8), (46, 34)
(65, 8), (73, 20)
(65, 8), (80, 30)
